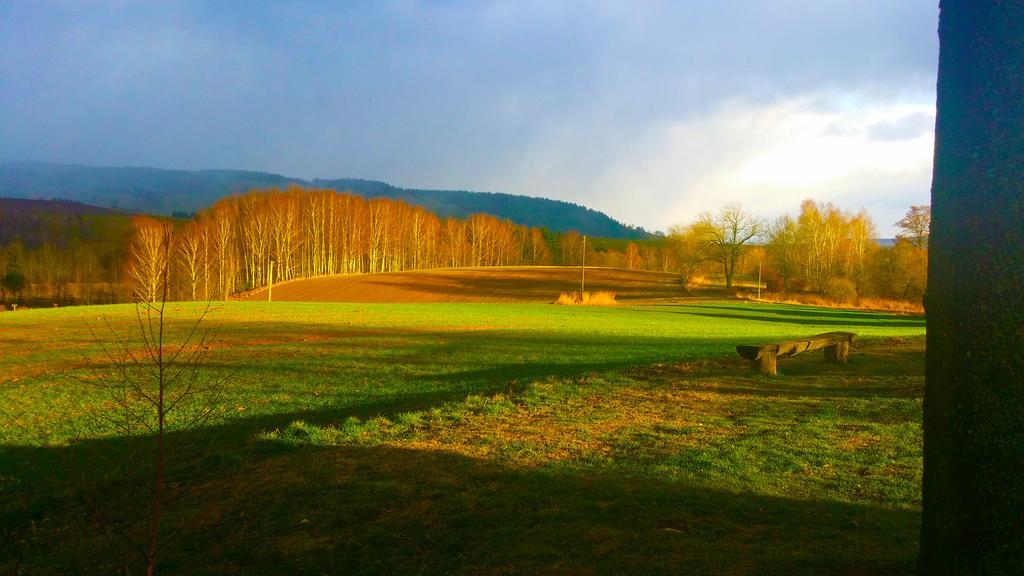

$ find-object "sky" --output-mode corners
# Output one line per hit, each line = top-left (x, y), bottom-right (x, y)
(0, 1), (939, 235)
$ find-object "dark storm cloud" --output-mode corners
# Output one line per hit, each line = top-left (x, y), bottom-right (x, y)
(0, 1), (938, 232)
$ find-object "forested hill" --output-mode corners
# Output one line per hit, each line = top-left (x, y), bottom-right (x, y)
(314, 178), (651, 239)
(0, 198), (130, 249)
(0, 163), (298, 216)
(0, 162), (652, 239)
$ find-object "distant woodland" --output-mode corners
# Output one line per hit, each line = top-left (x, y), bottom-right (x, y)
(112, 187), (674, 303)
(0, 162), (651, 239)
(0, 189), (928, 309)
(672, 201), (930, 307)
(0, 199), (132, 305)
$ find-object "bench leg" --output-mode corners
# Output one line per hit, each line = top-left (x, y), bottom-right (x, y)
(758, 352), (777, 376)
(825, 344), (838, 363)
(825, 342), (850, 363)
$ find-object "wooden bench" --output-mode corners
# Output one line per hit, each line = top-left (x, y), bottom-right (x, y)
(736, 331), (856, 376)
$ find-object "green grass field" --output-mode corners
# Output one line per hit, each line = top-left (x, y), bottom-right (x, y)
(1, 301), (926, 574)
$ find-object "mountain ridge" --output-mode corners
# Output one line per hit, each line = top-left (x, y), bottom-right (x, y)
(0, 162), (652, 239)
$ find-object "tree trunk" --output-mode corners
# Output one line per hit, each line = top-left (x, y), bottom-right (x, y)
(921, 2), (1024, 573)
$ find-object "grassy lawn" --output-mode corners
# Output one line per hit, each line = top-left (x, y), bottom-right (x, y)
(0, 301), (925, 574)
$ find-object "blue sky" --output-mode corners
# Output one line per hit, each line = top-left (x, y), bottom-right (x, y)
(0, 1), (939, 235)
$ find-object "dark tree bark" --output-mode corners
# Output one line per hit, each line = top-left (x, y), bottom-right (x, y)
(921, 1), (1024, 573)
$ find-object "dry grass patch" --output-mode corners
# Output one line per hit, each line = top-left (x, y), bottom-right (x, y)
(743, 291), (924, 314)
(555, 290), (618, 306)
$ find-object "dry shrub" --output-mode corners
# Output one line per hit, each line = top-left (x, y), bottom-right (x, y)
(555, 291), (617, 306)
(826, 278), (858, 304)
(555, 292), (578, 305)
(741, 290), (924, 314)
(853, 297), (926, 314)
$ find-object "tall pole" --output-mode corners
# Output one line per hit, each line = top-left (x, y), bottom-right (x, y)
(267, 260), (274, 303)
(757, 261), (762, 300)
(580, 235), (586, 296)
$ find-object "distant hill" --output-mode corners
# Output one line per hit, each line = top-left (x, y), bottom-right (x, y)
(0, 197), (131, 249)
(314, 178), (651, 239)
(0, 162), (652, 239)
(0, 163), (298, 216)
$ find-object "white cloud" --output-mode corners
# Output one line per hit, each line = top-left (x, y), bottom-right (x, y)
(866, 111), (936, 142)
(578, 94), (935, 235)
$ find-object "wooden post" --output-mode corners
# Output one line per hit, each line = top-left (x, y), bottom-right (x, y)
(580, 235), (586, 298)
(267, 260), (274, 303)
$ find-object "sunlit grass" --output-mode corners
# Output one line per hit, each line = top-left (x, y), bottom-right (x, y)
(0, 301), (925, 573)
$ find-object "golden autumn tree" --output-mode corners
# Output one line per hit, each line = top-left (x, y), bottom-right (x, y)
(128, 216), (174, 303)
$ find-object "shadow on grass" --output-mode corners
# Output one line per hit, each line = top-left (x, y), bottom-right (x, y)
(629, 338), (925, 403)
(2, 409), (919, 575)
(1, 320), (925, 574)
(60, 329), (733, 428)
(653, 308), (925, 329)
(684, 303), (923, 321)
(680, 374), (923, 401)
(56, 327), (919, 425)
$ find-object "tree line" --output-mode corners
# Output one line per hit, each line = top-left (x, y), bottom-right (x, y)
(0, 188), (677, 306)
(1, 186), (929, 307)
(0, 200), (130, 306)
(131, 187), (739, 303)
(125, 186), (566, 302)
(667, 201), (930, 304)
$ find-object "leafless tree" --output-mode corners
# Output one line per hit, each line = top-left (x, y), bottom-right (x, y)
(895, 205), (931, 249)
(694, 203), (764, 290)
(85, 227), (229, 575)
(127, 217), (174, 303)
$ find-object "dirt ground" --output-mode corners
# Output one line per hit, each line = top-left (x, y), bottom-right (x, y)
(238, 266), (687, 303)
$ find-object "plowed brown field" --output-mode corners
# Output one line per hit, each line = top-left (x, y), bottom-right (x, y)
(239, 266), (685, 303)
